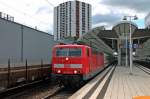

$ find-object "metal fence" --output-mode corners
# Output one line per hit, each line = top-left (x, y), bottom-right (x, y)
(0, 12), (14, 22)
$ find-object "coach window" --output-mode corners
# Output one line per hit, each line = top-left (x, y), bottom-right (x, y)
(86, 48), (89, 56)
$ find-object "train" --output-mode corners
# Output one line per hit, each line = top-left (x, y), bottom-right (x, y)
(51, 44), (111, 87)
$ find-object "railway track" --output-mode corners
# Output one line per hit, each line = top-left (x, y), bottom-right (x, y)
(0, 78), (59, 99)
(0, 80), (44, 97)
(135, 64), (150, 75)
(0, 76), (77, 99)
(43, 63), (117, 99)
(134, 60), (150, 74)
(43, 87), (78, 99)
(1, 80), (77, 99)
(12, 85), (61, 99)
(0, 63), (117, 99)
(134, 60), (150, 69)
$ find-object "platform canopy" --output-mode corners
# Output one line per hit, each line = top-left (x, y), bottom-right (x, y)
(75, 21), (150, 56)
(111, 21), (150, 39)
(112, 21), (138, 37)
(132, 29), (150, 39)
(77, 27), (114, 55)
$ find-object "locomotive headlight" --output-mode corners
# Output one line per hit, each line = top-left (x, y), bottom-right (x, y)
(66, 57), (69, 61)
(57, 70), (61, 73)
(74, 70), (78, 74)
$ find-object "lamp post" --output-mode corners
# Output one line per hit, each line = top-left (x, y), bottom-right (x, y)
(125, 31), (128, 67)
(123, 15), (138, 74)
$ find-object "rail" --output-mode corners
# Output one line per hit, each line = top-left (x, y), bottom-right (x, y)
(42, 87), (64, 99)
(0, 80), (45, 98)
(136, 64), (150, 75)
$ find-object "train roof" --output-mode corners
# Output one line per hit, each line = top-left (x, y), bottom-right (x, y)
(54, 44), (90, 48)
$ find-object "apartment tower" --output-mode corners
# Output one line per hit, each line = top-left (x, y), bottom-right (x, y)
(54, 0), (91, 40)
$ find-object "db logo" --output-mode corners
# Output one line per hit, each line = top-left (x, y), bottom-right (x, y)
(133, 96), (150, 99)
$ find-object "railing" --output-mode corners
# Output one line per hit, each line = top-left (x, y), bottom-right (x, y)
(0, 12), (14, 22)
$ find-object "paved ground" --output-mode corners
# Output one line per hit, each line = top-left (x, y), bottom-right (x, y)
(103, 65), (150, 99)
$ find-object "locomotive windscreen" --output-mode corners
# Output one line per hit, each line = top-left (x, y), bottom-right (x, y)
(56, 48), (82, 56)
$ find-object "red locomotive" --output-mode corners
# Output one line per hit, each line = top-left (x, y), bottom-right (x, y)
(51, 44), (106, 87)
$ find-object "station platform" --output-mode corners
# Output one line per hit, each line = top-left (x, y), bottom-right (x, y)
(104, 65), (150, 99)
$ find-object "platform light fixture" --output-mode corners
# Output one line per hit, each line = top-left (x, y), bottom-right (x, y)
(113, 52), (118, 56)
(123, 15), (138, 75)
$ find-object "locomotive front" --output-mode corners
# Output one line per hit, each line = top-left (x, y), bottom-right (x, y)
(51, 45), (86, 87)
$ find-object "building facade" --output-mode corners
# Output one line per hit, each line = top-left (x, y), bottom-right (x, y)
(145, 12), (150, 29)
(0, 17), (58, 65)
(54, 0), (91, 40)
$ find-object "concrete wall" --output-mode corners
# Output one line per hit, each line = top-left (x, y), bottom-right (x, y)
(23, 27), (56, 64)
(0, 18), (21, 64)
(0, 18), (58, 66)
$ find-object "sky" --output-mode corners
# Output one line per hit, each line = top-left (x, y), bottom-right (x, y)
(0, 0), (149, 34)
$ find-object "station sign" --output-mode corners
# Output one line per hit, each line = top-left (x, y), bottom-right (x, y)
(119, 43), (143, 48)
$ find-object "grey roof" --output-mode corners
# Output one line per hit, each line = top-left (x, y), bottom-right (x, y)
(97, 28), (150, 39)
(77, 27), (114, 54)
(132, 29), (150, 38)
(97, 30), (119, 39)
(113, 21), (138, 29)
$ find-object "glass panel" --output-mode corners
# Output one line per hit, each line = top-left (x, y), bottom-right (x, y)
(56, 48), (69, 56)
(56, 48), (82, 56)
(69, 48), (81, 56)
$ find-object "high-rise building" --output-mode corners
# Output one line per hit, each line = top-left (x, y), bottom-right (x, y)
(145, 12), (150, 29)
(54, 0), (91, 40)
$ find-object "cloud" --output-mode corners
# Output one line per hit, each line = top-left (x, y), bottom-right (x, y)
(92, 11), (132, 29)
(92, 0), (149, 29)
(0, 0), (148, 33)
(36, 6), (52, 14)
(101, 0), (150, 13)
(92, 14), (121, 24)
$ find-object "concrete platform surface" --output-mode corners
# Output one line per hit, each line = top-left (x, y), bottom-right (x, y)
(103, 65), (150, 99)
